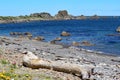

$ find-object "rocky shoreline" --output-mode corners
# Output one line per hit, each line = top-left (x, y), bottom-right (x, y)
(0, 10), (120, 24)
(0, 36), (120, 80)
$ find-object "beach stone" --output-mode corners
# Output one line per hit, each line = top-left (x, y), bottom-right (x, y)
(33, 36), (45, 41)
(60, 31), (71, 36)
(92, 63), (120, 80)
(116, 26), (120, 32)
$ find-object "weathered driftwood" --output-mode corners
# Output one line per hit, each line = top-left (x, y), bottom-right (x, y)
(22, 51), (94, 79)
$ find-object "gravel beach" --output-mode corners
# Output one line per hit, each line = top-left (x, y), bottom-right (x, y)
(0, 36), (120, 80)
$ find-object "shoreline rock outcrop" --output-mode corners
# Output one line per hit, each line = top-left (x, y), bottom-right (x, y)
(0, 10), (119, 24)
(54, 10), (74, 20)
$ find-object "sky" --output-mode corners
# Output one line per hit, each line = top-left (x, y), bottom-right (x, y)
(0, 0), (120, 16)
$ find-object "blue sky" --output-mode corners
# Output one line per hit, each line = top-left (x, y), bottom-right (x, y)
(0, 0), (120, 16)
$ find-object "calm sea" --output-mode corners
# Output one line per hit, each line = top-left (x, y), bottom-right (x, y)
(0, 18), (120, 56)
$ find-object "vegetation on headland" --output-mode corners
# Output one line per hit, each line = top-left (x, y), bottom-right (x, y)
(0, 10), (119, 24)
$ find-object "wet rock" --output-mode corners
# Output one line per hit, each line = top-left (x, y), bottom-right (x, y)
(60, 31), (71, 36)
(33, 36), (45, 41)
(116, 26), (120, 32)
(72, 41), (80, 46)
(10, 32), (22, 36)
(24, 32), (31, 35)
(54, 37), (62, 41)
(81, 41), (94, 46)
(23, 32), (33, 39)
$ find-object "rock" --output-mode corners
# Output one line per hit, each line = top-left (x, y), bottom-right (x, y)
(92, 64), (120, 80)
(39, 12), (53, 19)
(33, 36), (45, 41)
(30, 12), (53, 19)
(54, 10), (73, 20)
(54, 37), (62, 41)
(75, 15), (87, 20)
(81, 41), (94, 46)
(50, 40), (56, 44)
(10, 32), (15, 35)
(60, 31), (71, 36)
(50, 37), (62, 44)
(10, 32), (23, 36)
(90, 14), (100, 19)
(24, 32), (31, 35)
(116, 26), (120, 32)
(116, 64), (120, 68)
(25, 32), (32, 38)
(72, 41), (80, 46)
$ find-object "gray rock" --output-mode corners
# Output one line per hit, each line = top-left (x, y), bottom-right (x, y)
(116, 26), (120, 32)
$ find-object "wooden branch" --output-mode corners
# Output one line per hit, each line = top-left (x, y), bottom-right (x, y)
(22, 51), (94, 79)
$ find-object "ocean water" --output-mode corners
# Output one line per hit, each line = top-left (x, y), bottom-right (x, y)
(0, 18), (120, 56)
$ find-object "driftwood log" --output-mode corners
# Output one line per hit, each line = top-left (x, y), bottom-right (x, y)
(22, 51), (94, 79)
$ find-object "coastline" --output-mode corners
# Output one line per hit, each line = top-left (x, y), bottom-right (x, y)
(0, 36), (120, 80)
(0, 10), (120, 24)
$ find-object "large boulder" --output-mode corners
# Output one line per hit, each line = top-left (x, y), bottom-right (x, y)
(60, 31), (71, 36)
(116, 26), (120, 32)
(54, 10), (73, 20)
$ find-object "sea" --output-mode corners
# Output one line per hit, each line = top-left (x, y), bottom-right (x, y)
(0, 18), (120, 56)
